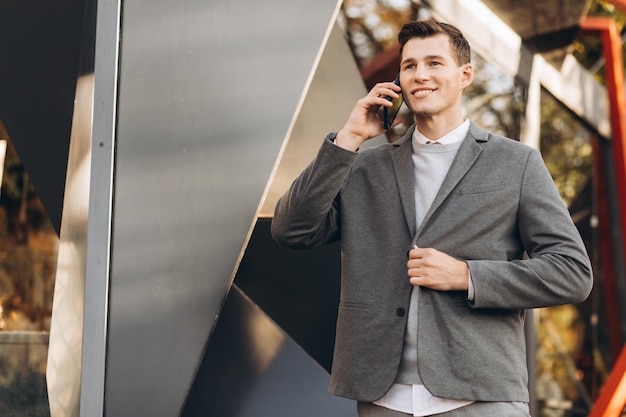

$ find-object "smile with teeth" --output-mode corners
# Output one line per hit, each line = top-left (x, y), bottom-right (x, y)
(412, 89), (435, 96)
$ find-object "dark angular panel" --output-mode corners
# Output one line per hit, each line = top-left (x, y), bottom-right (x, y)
(235, 217), (341, 372)
(182, 286), (356, 417)
(0, 0), (87, 233)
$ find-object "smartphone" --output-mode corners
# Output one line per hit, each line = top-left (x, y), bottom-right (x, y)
(382, 74), (403, 130)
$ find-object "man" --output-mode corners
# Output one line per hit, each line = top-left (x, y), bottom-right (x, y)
(271, 20), (592, 417)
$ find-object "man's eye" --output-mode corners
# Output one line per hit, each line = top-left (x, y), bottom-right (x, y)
(430, 62), (441, 66)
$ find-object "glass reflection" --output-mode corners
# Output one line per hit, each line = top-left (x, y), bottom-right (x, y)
(0, 121), (58, 415)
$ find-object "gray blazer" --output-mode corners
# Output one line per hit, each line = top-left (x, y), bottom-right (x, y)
(271, 122), (592, 403)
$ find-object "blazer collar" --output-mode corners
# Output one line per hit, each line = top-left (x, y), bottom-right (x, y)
(390, 125), (417, 238)
(390, 121), (488, 242)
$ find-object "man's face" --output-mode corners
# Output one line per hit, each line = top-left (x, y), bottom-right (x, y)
(399, 34), (473, 122)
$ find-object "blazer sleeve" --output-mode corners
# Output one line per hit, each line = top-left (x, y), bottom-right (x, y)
(271, 135), (358, 249)
(467, 149), (593, 309)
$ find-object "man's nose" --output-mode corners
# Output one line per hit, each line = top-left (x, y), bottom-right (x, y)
(413, 65), (429, 81)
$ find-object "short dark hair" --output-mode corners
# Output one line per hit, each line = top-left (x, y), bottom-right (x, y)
(398, 20), (471, 66)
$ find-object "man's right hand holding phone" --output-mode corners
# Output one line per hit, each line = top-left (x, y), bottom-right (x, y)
(335, 80), (402, 152)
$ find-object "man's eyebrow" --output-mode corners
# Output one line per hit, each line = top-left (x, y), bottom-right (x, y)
(400, 54), (448, 66)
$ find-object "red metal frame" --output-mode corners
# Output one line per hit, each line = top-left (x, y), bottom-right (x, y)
(581, 15), (626, 417)
(579, 17), (626, 245)
(590, 345), (626, 416)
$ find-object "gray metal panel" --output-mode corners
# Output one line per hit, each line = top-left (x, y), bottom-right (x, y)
(106, 1), (341, 416)
(260, 21), (372, 216)
(80, 0), (121, 416)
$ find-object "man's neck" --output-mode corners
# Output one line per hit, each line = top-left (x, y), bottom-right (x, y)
(414, 115), (465, 141)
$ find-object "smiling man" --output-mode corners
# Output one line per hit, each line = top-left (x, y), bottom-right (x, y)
(271, 20), (592, 417)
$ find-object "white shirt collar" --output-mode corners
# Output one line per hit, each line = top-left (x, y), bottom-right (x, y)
(412, 119), (470, 145)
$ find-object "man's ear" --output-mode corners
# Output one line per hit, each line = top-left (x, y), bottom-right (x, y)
(460, 63), (474, 89)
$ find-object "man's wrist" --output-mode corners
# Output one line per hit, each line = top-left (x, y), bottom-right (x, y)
(334, 129), (364, 152)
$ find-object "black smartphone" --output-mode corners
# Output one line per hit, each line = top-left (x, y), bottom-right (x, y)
(382, 74), (403, 130)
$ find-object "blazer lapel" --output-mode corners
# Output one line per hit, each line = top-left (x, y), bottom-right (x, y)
(390, 126), (417, 239)
(414, 122), (488, 241)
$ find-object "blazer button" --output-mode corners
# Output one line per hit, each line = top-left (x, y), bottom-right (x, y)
(396, 308), (405, 317)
